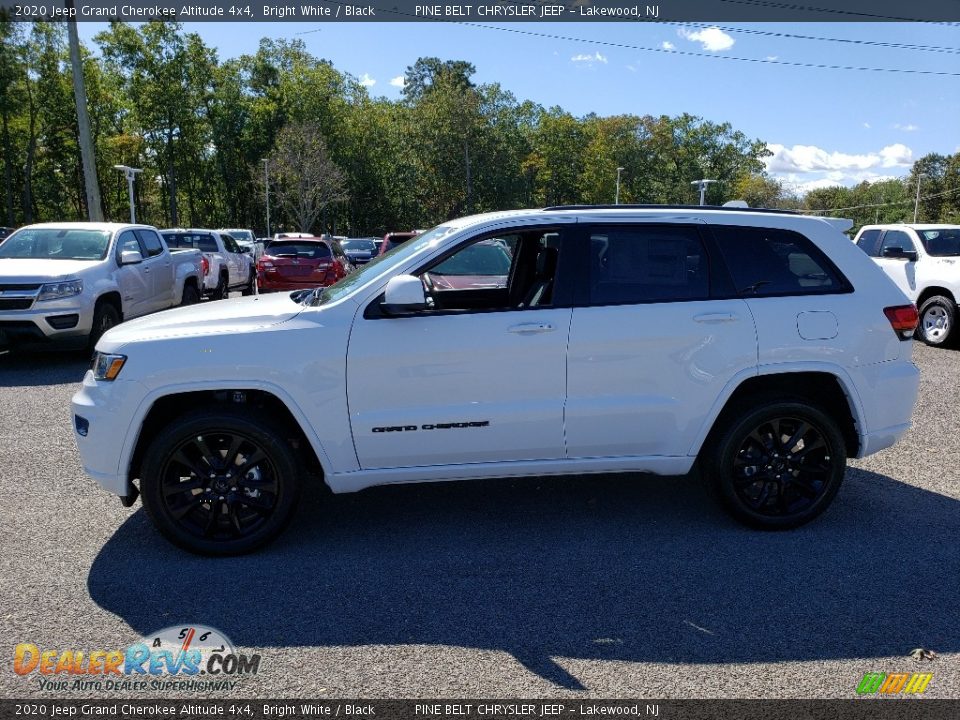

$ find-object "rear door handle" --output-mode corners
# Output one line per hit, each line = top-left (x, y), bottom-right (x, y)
(508, 323), (555, 334)
(693, 312), (738, 324)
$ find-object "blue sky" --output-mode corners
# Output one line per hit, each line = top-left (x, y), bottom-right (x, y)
(78, 21), (960, 195)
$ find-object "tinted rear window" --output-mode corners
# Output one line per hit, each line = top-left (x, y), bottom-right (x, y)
(712, 226), (846, 296)
(265, 242), (331, 258)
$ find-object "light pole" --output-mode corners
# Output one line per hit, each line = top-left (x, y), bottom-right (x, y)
(113, 165), (142, 223)
(263, 159), (271, 238)
(615, 166), (625, 205)
(914, 173), (927, 223)
(690, 178), (716, 206)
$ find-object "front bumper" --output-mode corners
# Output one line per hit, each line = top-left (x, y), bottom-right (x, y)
(71, 372), (148, 497)
(0, 300), (94, 348)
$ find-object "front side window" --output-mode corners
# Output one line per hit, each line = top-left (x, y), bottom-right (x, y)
(586, 225), (709, 305)
(116, 231), (144, 258)
(880, 230), (916, 255)
(712, 225), (846, 297)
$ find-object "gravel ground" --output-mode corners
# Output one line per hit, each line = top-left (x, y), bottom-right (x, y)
(0, 343), (956, 700)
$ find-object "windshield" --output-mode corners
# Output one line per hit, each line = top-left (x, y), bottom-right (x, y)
(342, 240), (377, 251)
(222, 229), (254, 243)
(0, 228), (110, 260)
(304, 225), (456, 307)
(919, 228), (960, 257)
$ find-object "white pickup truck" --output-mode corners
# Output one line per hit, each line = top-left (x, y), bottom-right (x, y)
(853, 224), (960, 346)
(160, 229), (255, 299)
(0, 222), (202, 351)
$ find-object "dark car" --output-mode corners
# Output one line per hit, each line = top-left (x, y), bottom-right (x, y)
(379, 231), (420, 256)
(258, 237), (353, 292)
(341, 238), (380, 265)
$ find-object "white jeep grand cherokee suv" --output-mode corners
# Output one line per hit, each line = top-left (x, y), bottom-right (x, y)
(71, 206), (920, 555)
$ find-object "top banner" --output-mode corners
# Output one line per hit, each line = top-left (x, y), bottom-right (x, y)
(1, 0), (959, 22)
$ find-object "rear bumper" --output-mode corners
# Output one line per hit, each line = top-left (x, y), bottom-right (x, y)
(257, 273), (331, 292)
(853, 358), (920, 459)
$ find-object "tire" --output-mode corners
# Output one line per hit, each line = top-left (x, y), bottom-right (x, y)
(88, 301), (120, 351)
(212, 273), (228, 301)
(140, 408), (303, 555)
(180, 283), (200, 306)
(702, 399), (846, 530)
(917, 295), (956, 347)
(241, 268), (255, 296)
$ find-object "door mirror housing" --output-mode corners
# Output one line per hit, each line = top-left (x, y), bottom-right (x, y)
(120, 249), (143, 265)
(882, 246), (918, 262)
(382, 274), (427, 315)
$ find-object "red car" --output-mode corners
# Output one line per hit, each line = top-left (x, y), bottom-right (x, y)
(257, 237), (353, 293)
(379, 231), (420, 256)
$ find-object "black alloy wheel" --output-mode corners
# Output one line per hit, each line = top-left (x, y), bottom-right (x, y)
(141, 409), (302, 555)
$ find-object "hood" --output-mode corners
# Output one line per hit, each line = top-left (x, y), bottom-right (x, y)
(0, 258), (100, 282)
(100, 292), (305, 347)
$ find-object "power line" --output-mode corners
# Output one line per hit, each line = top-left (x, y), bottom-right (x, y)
(666, 22), (960, 54)
(459, 22), (960, 77)
(807, 186), (960, 214)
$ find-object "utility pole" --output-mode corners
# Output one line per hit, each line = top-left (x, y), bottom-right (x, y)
(914, 173), (926, 223)
(615, 167), (625, 204)
(690, 179), (716, 206)
(263, 159), (270, 238)
(66, 0), (103, 221)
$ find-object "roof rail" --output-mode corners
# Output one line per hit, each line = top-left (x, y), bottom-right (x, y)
(541, 204), (802, 215)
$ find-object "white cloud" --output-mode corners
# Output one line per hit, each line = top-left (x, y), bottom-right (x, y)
(358, 73), (376, 88)
(389, 75), (405, 88)
(678, 26), (735, 52)
(765, 55), (778, 61)
(662, 41), (675, 51)
(863, 122), (871, 129)
(626, 64), (637, 72)
(765, 142), (914, 193)
(894, 123), (919, 132)
(571, 52), (608, 64)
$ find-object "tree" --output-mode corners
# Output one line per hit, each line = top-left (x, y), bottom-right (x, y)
(268, 121), (348, 233)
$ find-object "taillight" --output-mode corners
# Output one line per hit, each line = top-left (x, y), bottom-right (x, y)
(884, 305), (919, 339)
(200, 256), (209, 277)
(324, 261), (342, 283)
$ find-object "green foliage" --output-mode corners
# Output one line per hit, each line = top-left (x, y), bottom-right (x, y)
(1, 22), (955, 238)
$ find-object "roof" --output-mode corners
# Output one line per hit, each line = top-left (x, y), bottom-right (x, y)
(859, 223), (960, 230)
(19, 221), (149, 232)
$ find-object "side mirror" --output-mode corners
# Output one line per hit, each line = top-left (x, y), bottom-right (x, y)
(120, 249), (143, 265)
(382, 274), (427, 315)
(882, 246), (917, 261)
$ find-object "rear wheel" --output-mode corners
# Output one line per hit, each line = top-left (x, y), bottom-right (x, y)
(181, 283), (200, 306)
(917, 295), (956, 347)
(703, 400), (846, 529)
(140, 408), (303, 555)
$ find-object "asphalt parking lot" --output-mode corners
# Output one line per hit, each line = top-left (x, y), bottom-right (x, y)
(0, 343), (957, 700)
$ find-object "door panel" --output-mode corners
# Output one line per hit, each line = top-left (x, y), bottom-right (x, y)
(566, 300), (756, 457)
(114, 231), (150, 319)
(348, 308), (571, 469)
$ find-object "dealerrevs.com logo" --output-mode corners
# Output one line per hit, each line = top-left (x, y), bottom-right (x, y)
(13, 625), (261, 692)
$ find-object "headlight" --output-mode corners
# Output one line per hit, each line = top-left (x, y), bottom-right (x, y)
(91, 352), (126, 381)
(37, 279), (83, 302)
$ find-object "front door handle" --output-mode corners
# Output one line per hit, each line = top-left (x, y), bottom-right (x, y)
(508, 322), (555, 334)
(693, 312), (738, 324)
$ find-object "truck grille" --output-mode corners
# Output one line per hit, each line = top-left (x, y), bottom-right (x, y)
(0, 299), (34, 310)
(0, 284), (42, 291)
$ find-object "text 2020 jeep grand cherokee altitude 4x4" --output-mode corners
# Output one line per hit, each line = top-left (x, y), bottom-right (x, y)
(71, 206), (920, 555)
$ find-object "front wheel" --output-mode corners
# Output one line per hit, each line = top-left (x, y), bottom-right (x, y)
(88, 301), (120, 351)
(917, 295), (956, 347)
(140, 409), (303, 555)
(703, 400), (846, 530)
(212, 273), (228, 301)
